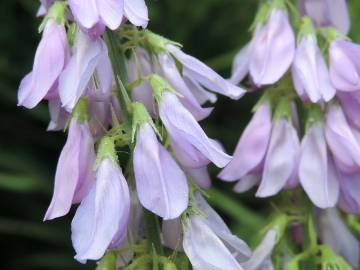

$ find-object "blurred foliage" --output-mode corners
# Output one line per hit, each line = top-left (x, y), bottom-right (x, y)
(0, 0), (360, 269)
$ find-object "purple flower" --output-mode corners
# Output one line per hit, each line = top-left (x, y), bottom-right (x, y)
(133, 123), (189, 219)
(229, 43), (251, 85)
(158, 52), (213, 121)
(241, 230), (277, 270)
(249, 9), (295, 86)
(292, 34), (335, 103)
(166, 44), (246, 100)
(338, 171), (360, 215)
(158, 92), (232, 168)
(127, 48), (155, 115)
(233, 174), (261, 193)
(71, 157), (130, 263)
(68, 0), (148, 31)
(218, 102), (272, 182)
(299, 0), (350, 34)
(47, 98), (69, 131)
(256, 118), (300, 197)
(298, 122), (340, 208)
(18, 19), (68, 109)
(325, 104), (360, 173)
(44, 117), (96, 221)
(183, 215), (244, 270)
(338, 91), (360, 129)
(329, 39), (360, 92)
(59, 30), (110, 111)
(162, 218), (183, 251)
(318, 209), (359, 268)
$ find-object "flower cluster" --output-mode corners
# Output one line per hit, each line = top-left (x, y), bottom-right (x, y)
(17, 0), (254, 268)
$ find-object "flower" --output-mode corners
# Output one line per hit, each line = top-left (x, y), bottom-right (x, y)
(329, 39), (360, 92)
(71, 156), (130, 263)
(337, 91), (360, 129)
(337, 171), (360, 215)
(218, 102), (272, 182)
(249, 9), (295, 86)
(68, 0), (148, 31)
(166, 44), (246, 99)
(59, 30), (111, 111)
(298, 122), (340, 208)
(133, 122), (189, 219)
(158, 91), (232, 168)
(18, 19), (68, 109)
(185, 166), (211, 189)
(44, 116), (96, 220)
(47, 98), (69, 131)
(292, 29), (335, 103)
(318, 208), (359, 268)
(256, 117), (300, 197)
(299, 0), (350, 34)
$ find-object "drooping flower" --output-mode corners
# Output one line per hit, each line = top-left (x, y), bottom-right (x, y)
(337, 91), (360, 129)
(299, 0), (350, 34)
(185, 166), (211, 189)
(157, 52), (213, 121)
(47, 98), (69, 131)
(44, 115), (96, 221)
(133, 121), (189, 219)
(292, 19), (335, 103)
(256, 117), (300, 197)
(68, 0), (148, 31)
(329, 39), (360, 92)
(166, 44), (246, 99)
(241, 230), (277, 270)
(71, 151), (130, 263)
(218, 102), (272, 182)
(229, 43), (251, 85)
(318, 209), (360, 268)
(158, 91), (232, 168)
(325, 104), (360, 173)
(18, 19), (68, 109)
(249, 8), (295, 86)
(59, 30), (111, 111)
(337, 171), (360, 215)
(298, 122), (340, 208)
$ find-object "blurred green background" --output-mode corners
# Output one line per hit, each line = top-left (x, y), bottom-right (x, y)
(0, 0), (359, 269)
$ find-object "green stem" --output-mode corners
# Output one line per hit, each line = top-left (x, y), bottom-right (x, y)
(144, 209), (164, 255)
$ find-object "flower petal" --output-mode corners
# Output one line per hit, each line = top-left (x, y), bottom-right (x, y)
(98, 0), (124, 30)
(124, 0), (149, 27)
(68, 0), (99, 29)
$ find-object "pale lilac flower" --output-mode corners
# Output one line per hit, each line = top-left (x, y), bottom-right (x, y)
(166, 44), (246, 99)
(183, 215), (246, 270)
(37, 0), (54, 16)
(338, 171), (360, 215)
(329, 39), (360, 92)
(133, 123), (189, 219)
(71, 157), (130, 263)
(127, 49), (155, 115)
(292, 34), (335, 103)
(325, 104), (360, 173)
(337, 91), (360, 129)
(318, 209), (359, 268)
(47, 98), (69, 131)
(88, 99), (111, 139)
(256, 118), (300, 197)
(185, 166), (211, 189)
(162, 218), (183, 251)
(68, 0), (148, 31)
(44, 117), (96, 220)
(241, 230), (277, 270)
(195, 193), (252, 262)
(218, 102), (272, 181)
(183, 76), (217, 105)
(59, 30), (110, 111)
(158, 52), (213, 121)
(158, 92), (232, 168)
(18, 19), (67, 109)
(230, 43), (251, 85)
(249, 9), (295, 86)
(299, 0), (350, 34)
(233, 174), (261, 193)
(299, 122), (340, 208)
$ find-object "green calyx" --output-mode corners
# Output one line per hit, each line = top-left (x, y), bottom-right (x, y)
(272, 0), (286, 9)
(147, 74), (179, 101)
(304, 104), (323, 131)
(273, 98), (292, 122)
(96, 136), (118, 168)
(131, 102), (160, 142)
(250, 2), (271, 30)
(72, 97), (89, 123)
(321, 27), (350, 44)
(297, 17), (315, 42)
(143, 30), (182, 54)
(39, 1), (67, 32)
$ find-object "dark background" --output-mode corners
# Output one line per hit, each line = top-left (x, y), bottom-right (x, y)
(0, 1), (359, 269)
